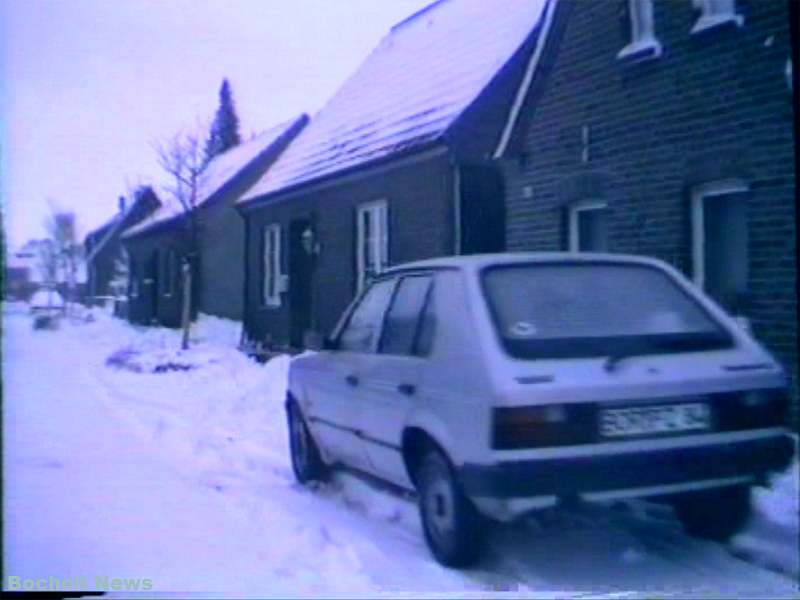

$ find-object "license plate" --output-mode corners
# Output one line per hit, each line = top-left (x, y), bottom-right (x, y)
(600, 402), (711, 438)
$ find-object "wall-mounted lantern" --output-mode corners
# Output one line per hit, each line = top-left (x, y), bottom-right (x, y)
(301, 224), (321, 256)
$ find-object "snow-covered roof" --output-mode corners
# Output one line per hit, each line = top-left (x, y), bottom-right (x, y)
(85, 187), (160, 262)
(240, 0), (547, 204)
(124, 116), (305, 239)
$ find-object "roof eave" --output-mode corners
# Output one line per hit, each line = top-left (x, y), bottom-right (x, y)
(121, 212), (187, 242)
(237, 137), (450, 213)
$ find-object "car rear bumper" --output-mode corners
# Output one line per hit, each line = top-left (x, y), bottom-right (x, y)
(459, 431), (795, 500)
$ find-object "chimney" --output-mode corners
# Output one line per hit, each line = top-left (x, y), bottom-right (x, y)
(119, 196), (126, 213)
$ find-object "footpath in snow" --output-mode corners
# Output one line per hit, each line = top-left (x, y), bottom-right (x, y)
(3, 305), (798, 597)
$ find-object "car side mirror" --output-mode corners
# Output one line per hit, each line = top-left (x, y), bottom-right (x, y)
(303, 330), (336, 351)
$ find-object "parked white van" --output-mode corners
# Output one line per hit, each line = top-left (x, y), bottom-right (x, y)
(286, 253), (794, 567)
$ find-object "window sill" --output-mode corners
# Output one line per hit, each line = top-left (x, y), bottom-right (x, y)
(690, 13), (744, 36)
(261, 301), (281, 310)
(617, 39), (662, 63)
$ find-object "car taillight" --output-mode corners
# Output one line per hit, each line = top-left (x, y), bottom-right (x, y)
(715, 388), (790, 430)
(742, 388), (789, 426)
(492, 404), (596, 450)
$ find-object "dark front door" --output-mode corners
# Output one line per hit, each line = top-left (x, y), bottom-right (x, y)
(289, 218), (314, 349)
(702, 192), (748, 313)
(459, 164), (506, 254)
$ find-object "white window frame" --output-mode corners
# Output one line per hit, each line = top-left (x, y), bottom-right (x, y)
(618, 0), (662, 60)
(691, 0), (743, 35)
(262, 224), (282, 307)
(691, 178), (749, 290)
(356, 200), (389, 293)
(568, 200), (608, 252)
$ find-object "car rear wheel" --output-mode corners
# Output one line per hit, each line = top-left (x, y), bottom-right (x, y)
(672, 485), (752, 542)
(417, 449), (485, 567)
(287, 402), (329, 484)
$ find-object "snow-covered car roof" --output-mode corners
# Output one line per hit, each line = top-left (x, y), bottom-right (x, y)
(123, 115), (306, 238)
(29, 289), (65, 308)
(240, 0), (547, 204)
(383, 252), (674, 274)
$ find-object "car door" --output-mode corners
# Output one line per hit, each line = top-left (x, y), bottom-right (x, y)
(357, 273), (435, 487)
(304, 277), (396, 471)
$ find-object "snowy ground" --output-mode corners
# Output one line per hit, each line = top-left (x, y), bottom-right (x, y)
(3, 304), (799, 598)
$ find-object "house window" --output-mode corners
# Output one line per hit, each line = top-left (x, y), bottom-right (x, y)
(356, 200), (389, 293)
(691, 0), (743, 34)
(568, 201), (610, 252)
(691, 180), (749, 312)
(618, 0), (662, 60)
(263, 224), (282, 307)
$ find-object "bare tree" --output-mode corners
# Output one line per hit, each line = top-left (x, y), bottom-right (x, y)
(43, 207), (82, 313)
(152, 125), (207, 350)
(34, 238), (58, 288)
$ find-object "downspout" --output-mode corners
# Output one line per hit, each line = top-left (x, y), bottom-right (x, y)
(239, 210), (250, 350)
(451, 155), (462, 256)
(493, 0), (558, 159)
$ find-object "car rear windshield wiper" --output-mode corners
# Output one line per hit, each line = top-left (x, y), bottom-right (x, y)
(603, 331), (732, 373)
(604, 351), (648, 373)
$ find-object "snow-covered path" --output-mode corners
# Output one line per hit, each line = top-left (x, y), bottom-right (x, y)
(3, 307), (798, 597)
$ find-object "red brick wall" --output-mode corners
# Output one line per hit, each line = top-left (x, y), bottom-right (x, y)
(503, 0), (797, 418)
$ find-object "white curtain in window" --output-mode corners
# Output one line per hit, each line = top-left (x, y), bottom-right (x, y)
(263, 225), (281, 306)
(357, 201), (388, 292)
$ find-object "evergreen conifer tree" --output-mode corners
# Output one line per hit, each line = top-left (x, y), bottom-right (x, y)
(204, 78), (241, 163)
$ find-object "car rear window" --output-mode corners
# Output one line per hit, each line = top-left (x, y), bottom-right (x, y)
(482, 262), (733, 360)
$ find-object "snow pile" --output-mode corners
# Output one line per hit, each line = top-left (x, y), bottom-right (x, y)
(192, 313), (244, 347)
(732, 453), (799, 578)
(97, 312), (290, 483)
(103, 313), (244, 373)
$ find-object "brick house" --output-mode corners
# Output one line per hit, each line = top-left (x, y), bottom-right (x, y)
(84, 186), (160, 307)
(496, 0), (797, 408)
(237, 0), (551, 351)
(121, 116), (307, 327)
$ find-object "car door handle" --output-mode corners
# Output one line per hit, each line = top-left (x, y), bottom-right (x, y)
(345, 374), (359, 387)
(397, 383), (416, 396)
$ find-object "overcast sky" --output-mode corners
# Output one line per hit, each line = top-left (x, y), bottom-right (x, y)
(0, 0), (430, 248)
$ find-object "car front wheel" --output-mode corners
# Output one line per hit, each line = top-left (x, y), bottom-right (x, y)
(287, 402), (329, 484)
(417, 449), (486, 567)
(671, 485), (752, 542)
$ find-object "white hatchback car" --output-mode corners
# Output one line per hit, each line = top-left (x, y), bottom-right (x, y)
(286, 253), (794, 567)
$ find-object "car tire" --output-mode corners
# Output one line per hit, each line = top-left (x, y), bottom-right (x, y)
(286, 401), (329, 484)
(672, 485), (752, 542)
(417, 448), (486, 567)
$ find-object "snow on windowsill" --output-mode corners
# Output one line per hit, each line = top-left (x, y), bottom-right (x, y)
(690, 13), (744, 35)
(617, 38), (662, 63)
